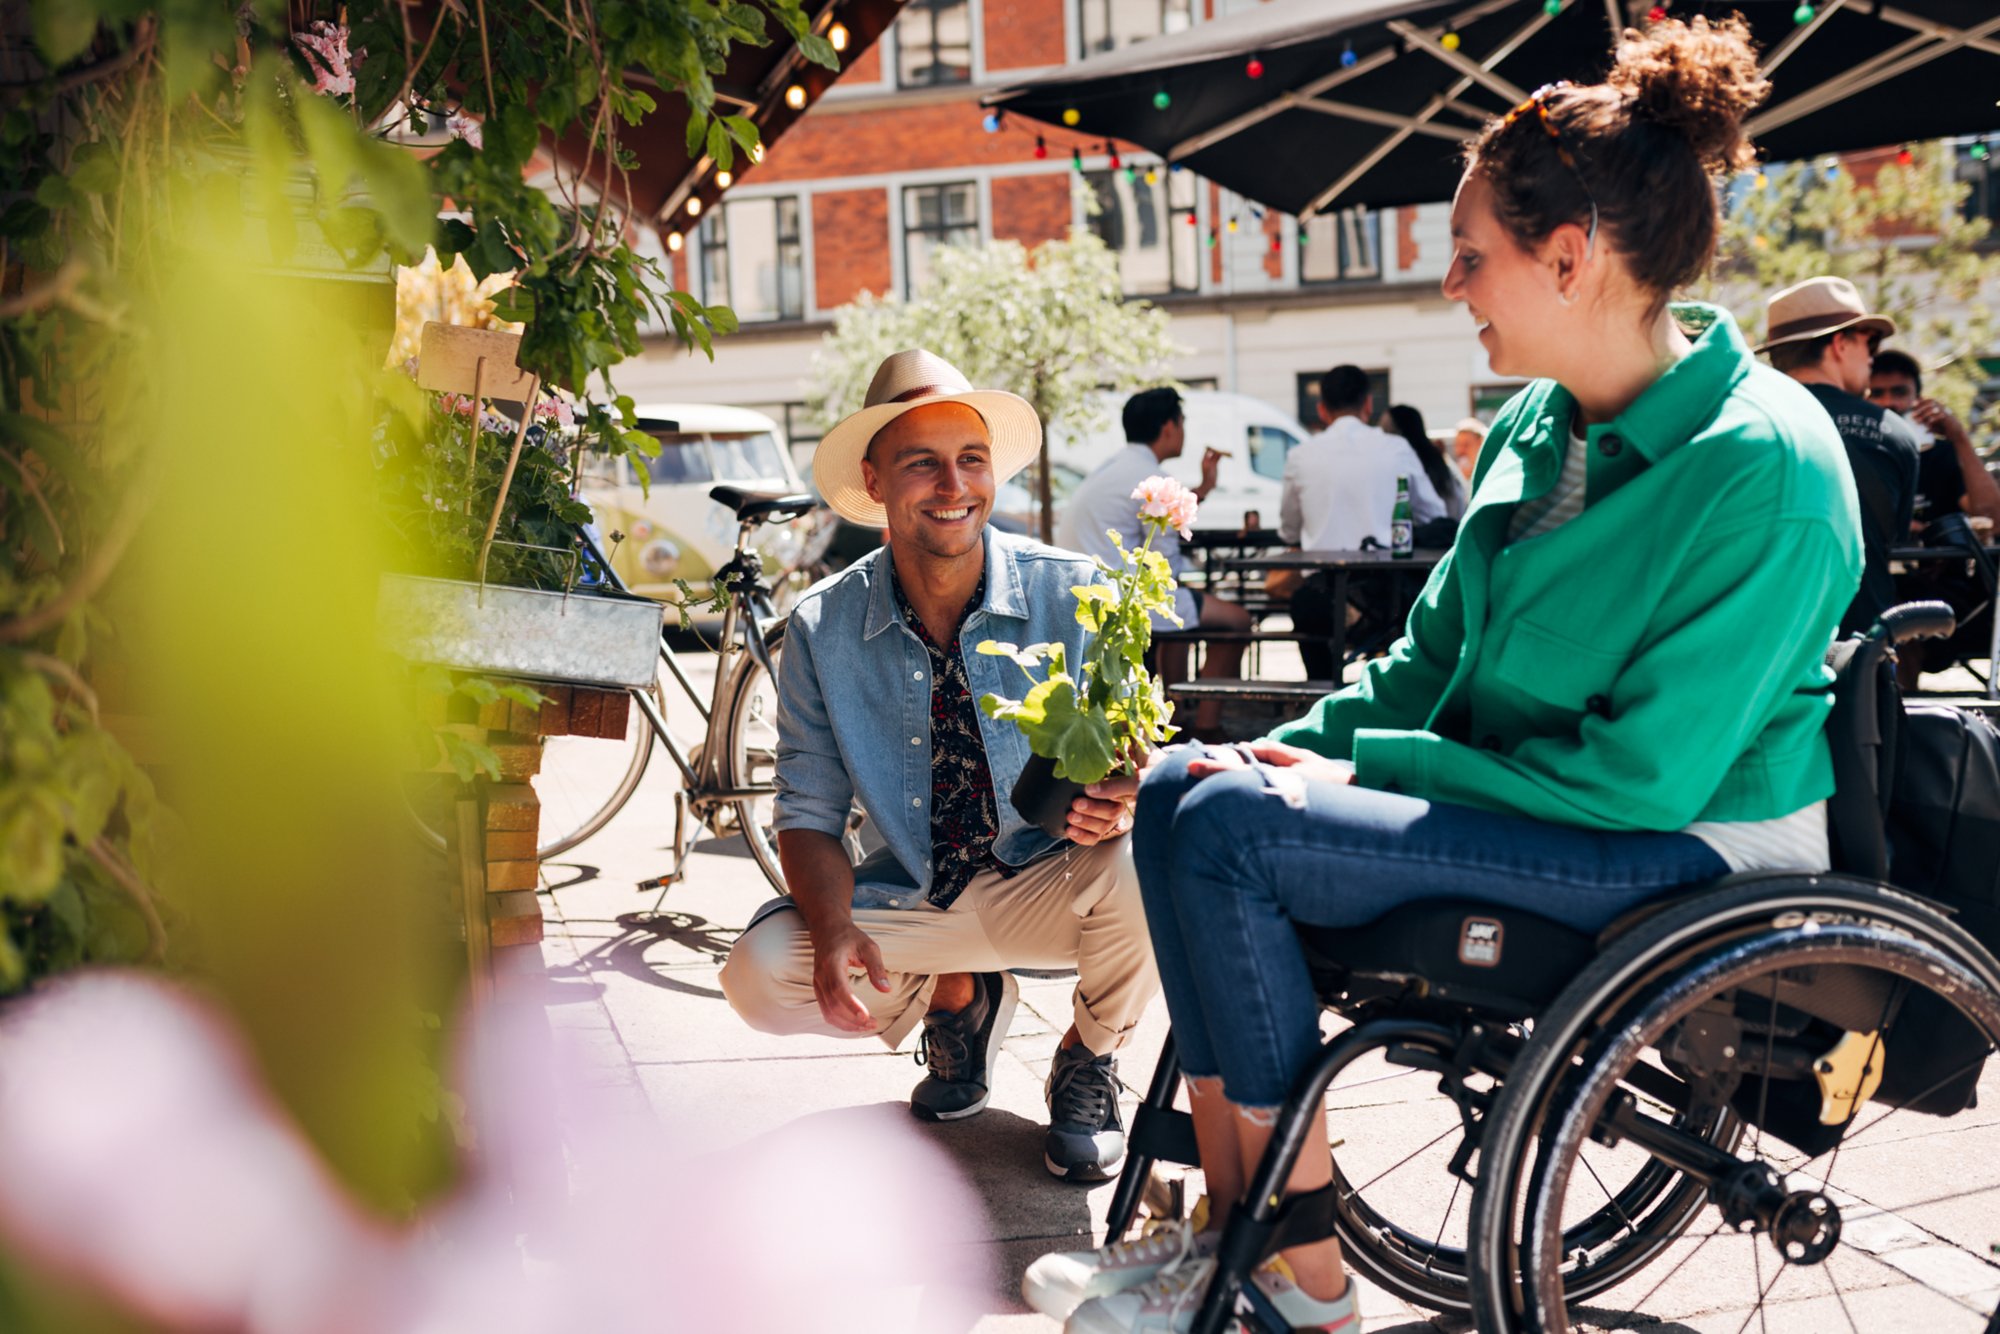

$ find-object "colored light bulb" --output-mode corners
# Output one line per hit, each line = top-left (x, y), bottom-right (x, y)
(1544, 0), (1562, 14)
(1246, 56), (1264, 79)
(1793, 2), (1814, 23)
(1062, 107), (1080, 126)
(1340, 42), (1356, 68)
(983, 111), (1001, 133)
(1033, 136), (1047, 159)
(1442, 30), (1461, 51)
(1153, 89), (1171, 110)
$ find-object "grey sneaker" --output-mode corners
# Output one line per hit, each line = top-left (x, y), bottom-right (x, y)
(1021, 1203), (1215, 1319)
(910, 971), (1018, 1122)
(1044, 1042), (1126, 1181)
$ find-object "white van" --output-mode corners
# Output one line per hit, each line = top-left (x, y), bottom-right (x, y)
(1047, 390), (1309, 532)
(579, 403), (825, 601)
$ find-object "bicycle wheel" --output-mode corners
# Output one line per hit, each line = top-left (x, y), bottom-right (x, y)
(718, 624), (789, 892)
(534, 674), (661, 860)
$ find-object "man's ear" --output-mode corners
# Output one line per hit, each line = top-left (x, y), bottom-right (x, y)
(861, 453), (884, 504)
(1317, 401), (1333, 426)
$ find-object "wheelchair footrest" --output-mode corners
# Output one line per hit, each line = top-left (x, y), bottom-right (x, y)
(1129, 1104), (1201, 1167)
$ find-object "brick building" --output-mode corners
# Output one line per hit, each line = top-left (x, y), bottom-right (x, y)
(612, 1), (2000, 452)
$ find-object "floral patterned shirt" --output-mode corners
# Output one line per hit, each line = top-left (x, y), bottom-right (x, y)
(892, 567), (1003, 910)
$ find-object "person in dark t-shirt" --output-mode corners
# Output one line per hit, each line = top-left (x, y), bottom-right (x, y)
(1760, 277), (1917, 637)
(1867, 348), (2000, 530)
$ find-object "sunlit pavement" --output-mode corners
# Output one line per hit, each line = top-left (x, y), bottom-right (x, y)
(505, 647), (2000, 1334)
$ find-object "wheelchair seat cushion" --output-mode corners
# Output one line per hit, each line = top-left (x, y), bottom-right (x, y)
(1295, 900), (1597, 1020)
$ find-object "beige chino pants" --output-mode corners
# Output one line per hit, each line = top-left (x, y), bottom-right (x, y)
(719, 838), (1157, 1055)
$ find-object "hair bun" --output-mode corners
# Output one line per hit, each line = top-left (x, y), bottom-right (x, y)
(1607, 14), (1768, 174)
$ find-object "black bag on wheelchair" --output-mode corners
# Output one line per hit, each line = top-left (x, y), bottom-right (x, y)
(1819, 604), (2000, 1121)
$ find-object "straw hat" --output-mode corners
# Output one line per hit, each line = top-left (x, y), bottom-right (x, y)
(1755, 276), (1896, 353)
(813, 349), (1042, 526)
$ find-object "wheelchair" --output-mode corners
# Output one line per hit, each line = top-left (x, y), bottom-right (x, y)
(1103, 603), (2000, 1334)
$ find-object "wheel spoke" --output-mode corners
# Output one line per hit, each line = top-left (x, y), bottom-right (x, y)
(1626, 1221), (1732, 1315)
(1422, 1171), (1465, 1275)
(1353, 1123), (1460, 1195)
(1732, 1254), (1790, 1334)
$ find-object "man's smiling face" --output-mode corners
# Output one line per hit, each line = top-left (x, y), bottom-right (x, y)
(861, 401), (995, 561)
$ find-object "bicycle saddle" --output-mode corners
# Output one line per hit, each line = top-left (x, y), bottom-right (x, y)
(710, 486), (819, 524)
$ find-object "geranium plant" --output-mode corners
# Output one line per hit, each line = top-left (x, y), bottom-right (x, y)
(978, 476), (1198, 785)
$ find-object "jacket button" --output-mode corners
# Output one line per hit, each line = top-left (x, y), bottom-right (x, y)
(1586, 694), (1611, 716)
(911, 736), (922, 746)
(1598, 433), (1624, 458)
(913, 670), (924, 680)
(912, 797), (922, 807)
(1480, 734), (1502, 751)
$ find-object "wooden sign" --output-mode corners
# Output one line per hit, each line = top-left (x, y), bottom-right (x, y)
(416, 322), (536, 400)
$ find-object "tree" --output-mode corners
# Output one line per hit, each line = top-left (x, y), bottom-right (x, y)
(807, 230), (1183, 540)
(1698, 142), (2000, 433)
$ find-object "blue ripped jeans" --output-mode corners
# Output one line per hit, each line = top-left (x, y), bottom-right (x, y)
(1131, 745), (1730, 1109)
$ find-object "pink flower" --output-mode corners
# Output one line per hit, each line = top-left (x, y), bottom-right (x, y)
(441, 393), (477, 418)
(534, 398), (575, 429)
(1132, 475), (1199, 540)
(446, 111), (483, 150)
(293, 21), (359, 97)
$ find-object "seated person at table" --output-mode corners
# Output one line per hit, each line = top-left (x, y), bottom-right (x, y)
(1450, 415), (1488, 480)
(1383, 402), (1470, 521)
(719, 349), (1157, 1183)
(1058, 387), (1251, 739)
(1279, 368), (1448, 681)
(1024, 19), (1859, 1331)
(1869, 346), (2000, 682)
(1761, 275), (1917, 638)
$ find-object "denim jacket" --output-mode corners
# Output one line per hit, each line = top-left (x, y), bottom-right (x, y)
(773, 528), (1097, 909)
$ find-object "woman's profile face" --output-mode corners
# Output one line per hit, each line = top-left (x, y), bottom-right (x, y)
(1442, 172), (1565, 380)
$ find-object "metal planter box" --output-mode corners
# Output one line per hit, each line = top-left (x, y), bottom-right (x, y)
(378, 573), (663, 689)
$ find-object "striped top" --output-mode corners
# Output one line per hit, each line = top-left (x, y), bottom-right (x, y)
(1509, 426), (1831, 873)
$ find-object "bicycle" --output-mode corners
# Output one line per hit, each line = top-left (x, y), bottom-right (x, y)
(414, 484), (859, 898)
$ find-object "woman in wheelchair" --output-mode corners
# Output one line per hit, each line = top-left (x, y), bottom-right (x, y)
(1019, 17), (2000, 1334)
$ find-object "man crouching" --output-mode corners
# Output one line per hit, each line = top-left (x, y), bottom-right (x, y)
(719, 349), (1158, 1181)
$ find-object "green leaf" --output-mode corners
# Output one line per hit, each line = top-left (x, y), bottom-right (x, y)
(705, 119), (733, 171)
(0, 792), (66, 902)
(489, 102), (539, 173)
(70, 140), (119, 195)
(487, 286), (535, 323)
(704, 304), (740, 335)
(796, 31), (840, 71)
(34, 173), (80, 211)
(0, 199), (51, 240)
(32, 0), (97, 66)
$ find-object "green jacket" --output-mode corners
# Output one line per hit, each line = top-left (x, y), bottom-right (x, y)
(1272, 307), (1863, 832)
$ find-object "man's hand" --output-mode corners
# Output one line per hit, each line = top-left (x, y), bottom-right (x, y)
(1195, 447), (1224, 500)
(1067, 769), (1139, 845)
(808, 922), (891, 1033)
(1186, 738), (1356, 786)
(1910, 398), (1972, 449)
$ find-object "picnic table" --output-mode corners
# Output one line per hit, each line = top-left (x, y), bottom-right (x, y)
(1220, 547), (1448, 673)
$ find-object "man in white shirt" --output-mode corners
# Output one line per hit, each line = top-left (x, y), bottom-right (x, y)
(1280, 366), (1447, 679)
(1056, 388), (1250, 737)
(1279, 366), (1448, 551)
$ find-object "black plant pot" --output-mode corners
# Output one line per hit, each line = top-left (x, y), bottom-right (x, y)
(1011, 752), (1087, 840)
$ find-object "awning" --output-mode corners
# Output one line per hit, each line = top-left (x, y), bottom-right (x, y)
(984, 0), (2000, 219)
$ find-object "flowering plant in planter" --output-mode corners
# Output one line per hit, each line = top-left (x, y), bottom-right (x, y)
(977, 477), (1198, 813)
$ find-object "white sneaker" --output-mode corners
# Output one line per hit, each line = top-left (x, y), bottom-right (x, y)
(1022, 1204), (1215, 1319)
(1062, 1252), (1359, 1334)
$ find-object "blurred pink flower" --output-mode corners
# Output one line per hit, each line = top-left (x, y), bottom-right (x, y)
(1132, 474), (1199, 539)
(534, 398), (576, 429)
(440, 393), (476, 418)
(0, 972), (984, 1334)
(293, 22), (359, 98)
(446, 111), (483, 150)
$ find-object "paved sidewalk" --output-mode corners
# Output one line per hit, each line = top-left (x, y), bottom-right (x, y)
(505, 650), (2000, 1334)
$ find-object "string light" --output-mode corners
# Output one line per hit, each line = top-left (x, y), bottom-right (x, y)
(1062, 107), (1081, 126)
(829, 22), (849, 52)
(1792, 2), (1815, 23)
(1033, 135), (1048, 160)
(1108, 143), (1121, 170)
(1543, 0), (1562, 14)
(716, 170), (732, 189)
(1123, 164), (1137, 184)
(1271, 232), (1282, 253)
(1144, 168), (1158, 185)
(1072, 146), (1083, 171)
(1647, 4), (1666, 20)
(1340, 41), (1356, 68)
(1442, 30), (1461, 51)
(1754, 171), (1768, 188)
(1246, 55), (1265, 79)
(1974, 142), (1992, 161)
(1298, 224), (1310, 247)
(1226, 217), (1238, 233)
(750, 143), (764, 164)
(1206, 226), (1218, 250)
(1185, 212), (1198, 226)
(784, 84), (807, 110)
(1896, 146), (1915, 165)
(687, 196), (702, 217)
(983, 110), (1002, 133)
(667, 231), (683, 252)
(1153, 88), (1171, 110)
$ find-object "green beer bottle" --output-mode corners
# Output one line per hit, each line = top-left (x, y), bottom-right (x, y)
(1391, 474), (1414, 560)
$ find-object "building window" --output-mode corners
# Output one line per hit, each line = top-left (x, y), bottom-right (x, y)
(1084, 167), (1197, 294)
(903, 182), (980, 297)
(698, 197), (804, 324)
(897, 0), (972, 88)
(1300, 208), (1382, 285)
(1295, 370), (1391, 432)
(1077, 0), (1193, 58)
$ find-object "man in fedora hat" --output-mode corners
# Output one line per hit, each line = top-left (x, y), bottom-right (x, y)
(719, 348), (1158, 1182)
(1761, 275), (1920, 636)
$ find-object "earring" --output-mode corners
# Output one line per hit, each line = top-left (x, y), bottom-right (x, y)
(1558, 287), (1577, 307)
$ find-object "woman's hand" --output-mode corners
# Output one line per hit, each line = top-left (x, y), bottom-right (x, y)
(1186, 738), (1355, 786)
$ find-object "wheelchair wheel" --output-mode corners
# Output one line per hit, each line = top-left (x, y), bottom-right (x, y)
(1318, 1018), (1734, 1317)
(1471, 876), (2000, 1334)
